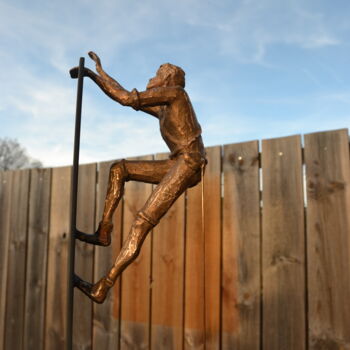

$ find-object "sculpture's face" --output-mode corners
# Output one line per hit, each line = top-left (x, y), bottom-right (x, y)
(147, 66), (167, 89)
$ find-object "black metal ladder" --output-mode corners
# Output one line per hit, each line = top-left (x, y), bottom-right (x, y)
(66, 57), (85, 350)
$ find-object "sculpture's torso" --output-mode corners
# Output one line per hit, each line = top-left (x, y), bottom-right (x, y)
(158, 89), (203, 158)
(135, 87), (205, 159)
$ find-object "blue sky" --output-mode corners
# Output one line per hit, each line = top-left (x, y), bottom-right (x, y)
(0, 0), (349, 167)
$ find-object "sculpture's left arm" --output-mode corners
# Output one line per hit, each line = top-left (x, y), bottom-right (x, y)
(70, 52), (161, 117)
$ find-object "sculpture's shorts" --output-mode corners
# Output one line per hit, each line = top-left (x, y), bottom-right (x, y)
(138, 152), (207, 226)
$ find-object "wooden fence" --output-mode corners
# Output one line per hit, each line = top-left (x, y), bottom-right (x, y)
(0, 128), (349, 350)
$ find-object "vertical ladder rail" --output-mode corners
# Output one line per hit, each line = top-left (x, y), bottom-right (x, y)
(66, 57), (85, 350)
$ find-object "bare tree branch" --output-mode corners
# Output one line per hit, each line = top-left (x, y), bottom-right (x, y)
(0, 138), (42, 171)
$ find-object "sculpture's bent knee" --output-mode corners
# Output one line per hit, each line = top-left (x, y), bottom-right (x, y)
(109, 159), (128, 182)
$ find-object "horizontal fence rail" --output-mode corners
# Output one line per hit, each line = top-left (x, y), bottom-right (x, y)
(0, 128), (349, 350)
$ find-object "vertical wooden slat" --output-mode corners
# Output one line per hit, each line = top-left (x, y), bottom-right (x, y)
(222, 141), (260, 350)
(151, 153), (185, 350)
(74, 163), (97, 349)
(184, 172), (205, 349)
(203, 146), (222, 349)
(262, 135), (306, 350)
(4, 169), (30, 350)
(304, 129), (350, 349)
(23, 168), (52, 350)
(120, 155), (153, 349)
(0, 171), (12, 350)
(45, 166), (71, 349)
(184, 153), (210, 349)
(93, 160), (123, 349)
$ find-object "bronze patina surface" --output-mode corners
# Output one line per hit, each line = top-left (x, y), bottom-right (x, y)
(70, 52), (206, 303)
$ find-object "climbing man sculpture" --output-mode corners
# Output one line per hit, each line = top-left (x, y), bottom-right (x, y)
(70, 52), (206, 303)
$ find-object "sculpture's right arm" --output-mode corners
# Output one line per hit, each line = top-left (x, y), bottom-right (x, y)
(85, 68), (131, 105)
(88, 51), (161, 117)
(69, 64), (129, 103)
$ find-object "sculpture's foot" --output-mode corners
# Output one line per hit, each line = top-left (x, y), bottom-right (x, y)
(74, 274), (114, 304)
(75, 221), (113, 246)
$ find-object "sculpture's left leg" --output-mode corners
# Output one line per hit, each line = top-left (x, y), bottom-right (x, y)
(75, 153), (205, 303)
(75, 158), (174, 246)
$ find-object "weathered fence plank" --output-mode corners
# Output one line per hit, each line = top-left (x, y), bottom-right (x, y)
(93, 160), (123, 349)
(202, 146), (222, 349)
(222, 141), (260, 350)
(304, 129), (350, 349)
(24, 168), (52, 350)
(120, 155), (153, 349)
(151, 153), (185, 350)
(0, 171), (12, 350)
(262, 135), (306, 350)
(4, 169), (30, 350)
(74, 163), (97, 349)
(45, 166), (71, 350)
(184, 161), (207, 349)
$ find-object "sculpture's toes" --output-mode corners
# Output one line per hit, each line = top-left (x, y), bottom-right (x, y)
(75, 221), (113, 247)
(75, 231), (101, 245)
(74, 274), (93, 295)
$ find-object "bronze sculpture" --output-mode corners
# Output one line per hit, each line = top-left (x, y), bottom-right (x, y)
(70, 52), (206, 303)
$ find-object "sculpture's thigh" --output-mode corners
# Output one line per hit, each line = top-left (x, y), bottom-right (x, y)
(124, 158), (175, 184)
(139, 157), (198, 225)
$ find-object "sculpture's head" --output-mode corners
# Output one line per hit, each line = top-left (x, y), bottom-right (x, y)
(147, 63), (185, 89)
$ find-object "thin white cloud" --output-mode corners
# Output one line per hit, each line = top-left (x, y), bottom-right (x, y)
(0, 0), (348, 168)
(172, 0), (340, 63)
(225, 3), (339, 63)
(2, 0), (340, 68)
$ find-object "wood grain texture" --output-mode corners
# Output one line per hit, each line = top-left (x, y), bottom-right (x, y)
(0, 171), (12, 350)
(74, 163), (97, 349)
(120, 155), (153, 350)
(4, 169), (30, 350)
(184, 161), (206, 349)
(222, 141), (260, 350)
(45, 166), (71, 350)
(93, 160), (123, 349)
(151, 153), (185, 350)
(262, 135), (306, 350)
(304, 129), (350, 349)
(202, 146), (222, 349)
(1, 130), (349, 350)
(23, 168), (52, 350)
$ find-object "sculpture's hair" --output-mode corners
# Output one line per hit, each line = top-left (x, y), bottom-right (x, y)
(159, 63), (185, 88)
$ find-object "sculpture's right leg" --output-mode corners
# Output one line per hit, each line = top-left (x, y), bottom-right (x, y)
(74, 154), (204, 303)
(74, 215), (153, 303)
